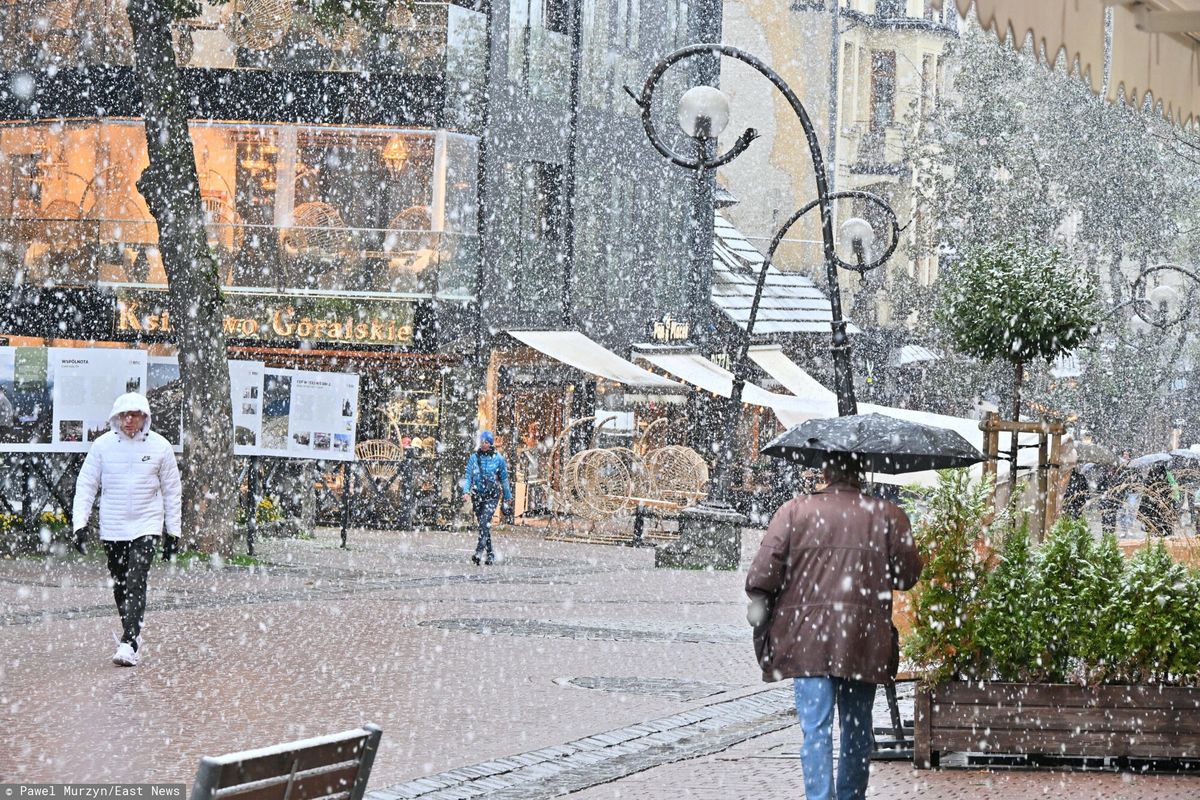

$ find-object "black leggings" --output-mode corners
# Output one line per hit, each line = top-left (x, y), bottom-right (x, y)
(103, 536), (158, 646)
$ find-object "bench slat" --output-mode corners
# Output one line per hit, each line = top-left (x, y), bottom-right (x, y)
(216, 763), (361, 800)
(216, 739), (369, 786)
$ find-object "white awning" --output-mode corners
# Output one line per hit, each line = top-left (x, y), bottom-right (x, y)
(938, 0), (1200, 125)
(889, 345), (940, 367)
(635, 349), (829, 419)
(747, 345), (837, 405)
(508, 331), (684, 391)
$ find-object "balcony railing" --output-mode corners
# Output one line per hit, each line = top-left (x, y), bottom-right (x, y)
(0, 217), (478, 301)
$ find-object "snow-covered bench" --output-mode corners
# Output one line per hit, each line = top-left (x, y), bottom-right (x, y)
(190, 725), (383, 800)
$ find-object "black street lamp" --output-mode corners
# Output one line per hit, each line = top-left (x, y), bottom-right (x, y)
(629, 44), (900, 504)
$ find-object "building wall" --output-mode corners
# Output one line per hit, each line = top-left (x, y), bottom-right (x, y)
(718, 0), (954, 328)
(718, 0), (834, 274)
(480, 0), (714, 353)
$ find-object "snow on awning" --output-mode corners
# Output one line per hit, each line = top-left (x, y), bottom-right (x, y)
(508, 331), (684, 391)
(711, 214), (860, 336)
(747, 345), (837, 405)
(1051, 352), (1083, 379)
(888, 344), (940, 367)
(634, 348), (829, 422)
(935, 0), (1200, 125)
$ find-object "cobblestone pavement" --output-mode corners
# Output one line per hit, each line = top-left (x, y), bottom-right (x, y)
(1, 526), (1196, 799)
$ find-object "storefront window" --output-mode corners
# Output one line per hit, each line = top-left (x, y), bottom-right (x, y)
(0, 119), (479, 299)
(0, 0), (477, 76)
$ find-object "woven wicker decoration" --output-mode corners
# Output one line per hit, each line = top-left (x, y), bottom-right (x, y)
(645, 445), (708, 506)
(202, 196), (245, 256)
(228, 0), (293, 50)
(563, 449), (634, 520)
(283, 201), (349, 259)
(40, 199), (87, 253)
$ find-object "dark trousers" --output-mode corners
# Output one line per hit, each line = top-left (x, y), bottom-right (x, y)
(473, 494), (499, 557)
(103, 536), (158, 646)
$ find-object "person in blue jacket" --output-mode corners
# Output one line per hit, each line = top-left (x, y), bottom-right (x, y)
(463, 430), (512, 565)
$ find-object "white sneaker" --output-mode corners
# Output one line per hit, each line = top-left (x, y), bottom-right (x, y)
(112, 640), (140, 667)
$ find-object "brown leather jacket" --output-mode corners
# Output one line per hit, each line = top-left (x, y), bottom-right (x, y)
(745, 482), (923, 685)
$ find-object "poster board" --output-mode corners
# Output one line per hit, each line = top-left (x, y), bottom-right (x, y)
(0, 347), (358, 460)
(185, 361), (359, 461)
(0, 346), (148, 453)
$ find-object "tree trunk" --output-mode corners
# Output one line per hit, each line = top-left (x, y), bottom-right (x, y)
(1009, 360), (1023, 497)
(125, 0), (237, 556)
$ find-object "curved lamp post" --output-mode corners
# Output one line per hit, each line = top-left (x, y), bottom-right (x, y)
(627, 44), (901, 503)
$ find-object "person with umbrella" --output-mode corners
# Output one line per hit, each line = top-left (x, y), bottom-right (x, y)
(747, 413), (952, 800)
(1140, 463), (1178, 537)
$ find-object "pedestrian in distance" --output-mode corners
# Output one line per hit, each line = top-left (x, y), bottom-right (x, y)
(745, 456), (923, 800)
(462, 430), (512, 565)
(1140, 463), (1177, 537)
(71, 392), (182, 667)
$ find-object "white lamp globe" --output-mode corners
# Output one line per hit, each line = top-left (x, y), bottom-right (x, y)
(677, 86), (731, 139)
(839, 217), (875, 251)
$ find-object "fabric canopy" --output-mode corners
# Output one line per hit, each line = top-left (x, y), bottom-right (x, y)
(937, 0), (1200, 124)
(635, 350), (829, 418)
(889, 345), (939, 367)
(508, 331), (684, 390)
(747, 345), (838, 403)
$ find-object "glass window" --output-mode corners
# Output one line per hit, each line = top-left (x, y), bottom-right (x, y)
(0, 0), (456, 75)
(544, 0), (569, 34)
(875, 0), (904, 18)
(870, 50), (896, 132)
(0, 120), (478, 298)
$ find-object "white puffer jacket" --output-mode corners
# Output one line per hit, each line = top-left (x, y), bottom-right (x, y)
(72, 392), (182, 541)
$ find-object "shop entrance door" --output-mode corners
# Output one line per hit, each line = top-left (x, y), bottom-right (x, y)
(497, 386), (571, 518)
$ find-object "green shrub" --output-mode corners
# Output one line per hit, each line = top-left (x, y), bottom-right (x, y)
(976, 520), (1042, 681)
(1107, 541), (1200, 684)
(1031, 516), (1096, 681)
(906, 476), (1200, 687)
(903, 470), (995, 682)
(1073, 530), (1125, 683)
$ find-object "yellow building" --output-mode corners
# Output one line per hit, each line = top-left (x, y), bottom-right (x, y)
(720, 0), (956, 328)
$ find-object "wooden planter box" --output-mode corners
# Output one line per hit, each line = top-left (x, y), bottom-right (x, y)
(914, 681), (1200, 768)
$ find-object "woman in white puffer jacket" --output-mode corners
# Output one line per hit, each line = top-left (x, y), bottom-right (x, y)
(72, 392), (182, 667)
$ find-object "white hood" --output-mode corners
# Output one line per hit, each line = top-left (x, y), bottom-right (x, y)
(107, 392), (152, 435)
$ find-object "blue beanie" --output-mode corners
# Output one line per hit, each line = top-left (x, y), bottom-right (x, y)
(479, 430), (494, 446)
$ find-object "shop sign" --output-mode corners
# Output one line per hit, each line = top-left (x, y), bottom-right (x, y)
(113, 289), (416, 346)
(648, 314), (689, 343)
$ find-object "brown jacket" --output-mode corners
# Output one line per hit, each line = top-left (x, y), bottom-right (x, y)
(745, 482), (923, 685)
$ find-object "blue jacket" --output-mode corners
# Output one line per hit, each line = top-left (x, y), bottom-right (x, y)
(463, 449), (512, 501)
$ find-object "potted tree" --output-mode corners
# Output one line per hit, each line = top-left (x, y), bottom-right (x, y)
(906, 472), (1200, 767)
(935, 241), (1099, 497)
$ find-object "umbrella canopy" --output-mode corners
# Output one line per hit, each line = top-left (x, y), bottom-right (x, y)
(1074, 441), (1117, 466)
(1127, 452), (1171, 469)
(1169, 449), (1200, 467)
(761, 413), (986, 474)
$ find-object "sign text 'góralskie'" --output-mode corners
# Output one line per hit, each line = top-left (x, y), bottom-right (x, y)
(112, 290), (416, 346)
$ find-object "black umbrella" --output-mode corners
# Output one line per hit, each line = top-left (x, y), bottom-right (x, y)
(1127, 452), (1171, 469)
(761, 412), (986, 474)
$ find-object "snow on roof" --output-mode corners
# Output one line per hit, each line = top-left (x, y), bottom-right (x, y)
(711, 214), (861, 336)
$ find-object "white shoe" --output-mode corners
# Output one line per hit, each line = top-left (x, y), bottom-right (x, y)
(112, 640), (140, 667)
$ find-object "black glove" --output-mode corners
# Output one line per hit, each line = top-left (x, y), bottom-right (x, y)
(502, 500), (514, 523)
(162, 535), (179, 562)
(73, 526), (89, 556)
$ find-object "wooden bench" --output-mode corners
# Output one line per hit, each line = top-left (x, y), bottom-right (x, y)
(190, 724), (382, 800)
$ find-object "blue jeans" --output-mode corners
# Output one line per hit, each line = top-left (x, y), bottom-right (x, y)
(473, 494), (499, 557)
(793, 677), (876, 800)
